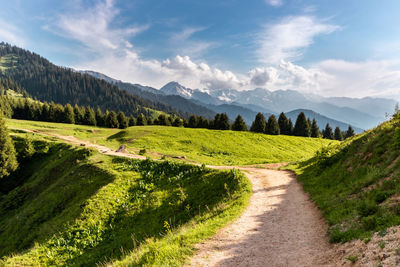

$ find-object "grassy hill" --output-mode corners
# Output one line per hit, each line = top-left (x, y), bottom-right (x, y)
(0, 134), (251, 266)
(289, 116), (400, 243)
(6, 119), (337, 166)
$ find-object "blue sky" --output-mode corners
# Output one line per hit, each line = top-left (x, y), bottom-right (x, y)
(1, 0), (400, 99)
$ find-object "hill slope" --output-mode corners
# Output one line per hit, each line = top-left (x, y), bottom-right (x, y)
(291, 116), (400, 243)
(0, 43), (179, 117)
(7, 119), (337, 166)
(0, 134), (251, 266)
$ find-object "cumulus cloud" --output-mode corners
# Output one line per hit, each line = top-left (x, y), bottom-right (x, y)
(265, 0), (283, 7)
(257, 16), (339, 64)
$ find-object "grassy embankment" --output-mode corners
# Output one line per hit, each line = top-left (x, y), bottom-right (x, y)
(288, 117), (400, 243)
(0, 133), (251, 266)
(7, 118), (337, 166)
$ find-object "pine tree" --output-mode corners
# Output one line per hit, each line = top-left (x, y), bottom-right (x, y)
(188, 115), (198, 128)
(217, 113), (230, 130)
(345, 126), (355, 139)
(157, 114), (171, 126)
(250, 113), (266, 133)
(128, 115), (136, 127)
(63, 104), (75, 124)
(232, 115), (247, 131)
(172, 117), (183, 127)
(310, 119), (320, 138)
(83, 107), (96, 126)
(266, 115), (280, 135)
(136, 113), (147, 126)
(117, 111), (128, 129)
(293, 112), (311, 137)
(74, 104), (85, 124)
(334, 126), (343, 141)
(106, 111), (119, 128)
(288, 119), (294, 135)
(95, 107), (105, 127)
(0, 113), (18, 178)
(278, 112), (291, 135)
(322, 123), (334, 139)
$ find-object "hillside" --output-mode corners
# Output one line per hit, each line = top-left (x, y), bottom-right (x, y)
(0, 133), (251, 266)
(290, 115), (400, 244)
(0, 43), (179, 118)
(6, 119), (336, 166)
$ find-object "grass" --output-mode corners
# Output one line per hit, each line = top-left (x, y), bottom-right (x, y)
(0, 134), (251, 266)
(6, 118), (337, 166)
(287, 117), (400, 243)
(0, 54), (18, 73)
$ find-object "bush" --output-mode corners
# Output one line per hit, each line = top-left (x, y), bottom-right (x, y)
(139, 149), (147, 155)
(357, 201), (378, 217)
(361, 216), (377, 230)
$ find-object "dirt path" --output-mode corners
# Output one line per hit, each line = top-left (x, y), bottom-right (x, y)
(189, 167), (334, 267)
(14, 127), (336, 266)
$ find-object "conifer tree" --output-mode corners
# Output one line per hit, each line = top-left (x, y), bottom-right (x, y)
(63, 104), (75, 124)
(128, 115), (136, 127)
(293, 112), (311, 137)
(288, 119), (294, 135)
(106, 111), (119, 128)
(278, 112), (291, 135)
(232, 115), (247, 131)
(74, 104), (85, 124)
(250, 112), (266, 133)
(310, 119), (320, 138)
(157, 114), (171, 126)
(117, 111), (128, 129)
(95, 107), (105, 127)
(322, 123), (334, 139)
(136, 113), (147, 126)
(345, 126), (355, 139)
(188, 115), (198, 128)
(216, 113), (230, 130)
(266, 115), (280, 135)
(147, 117), (154, 125)
(83, 107), (96, 126)
(0, 113), (18, 178)
(334, 126), (343, 141)
(172, 117), (183, 127)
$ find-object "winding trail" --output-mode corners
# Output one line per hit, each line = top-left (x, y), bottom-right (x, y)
(13, 127), (336, 266)
(189, 167), (334, 267)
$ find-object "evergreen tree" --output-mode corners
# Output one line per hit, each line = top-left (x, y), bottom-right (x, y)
(21, 136), (35, 158)
(345, 126), (355, 139)
(106, 111), (119, 128)
(83, 107), (96, 126)
(117, 111), (128, 129)
(334, 126), (343, 141)
(172, 117), (183, 127)
(250, 113), (266, 133)
(157, 114), (171, 126)
(147, 117), (154, 125)
(63, 104), (75, 124)
(95, 107), (105, 127)
(188, 115), (198, 128)
(0, 114), (18, 178)
(216, 113), (230, 130)
(310, 119), (320, 138)
(293, 112), (311, 137)
(232, 115), (247, 131)
(278, 112), (291, 135)
(322, 123), (334, 139)
(266, 115), (280, 135)
(128, 115), (136, 127)
(183, 119), (188, 128)
(74, 104), (85, 124)
(288, 119), (294, 135)
(136, 113), (147, 126)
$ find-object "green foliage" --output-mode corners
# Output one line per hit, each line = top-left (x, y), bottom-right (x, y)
(0, 138), (251, 266)
(117, 111), (128, 129)
(250, 112), (266, 133)
(232, 115), (247, 131)
(334, 126), (343, 141)
(278, 112), (291, 135)
(266, 115), (280, 135)
(106, 111), (119, 128)
(345, 126), (355, 139)
(310, 119), (320, 138)
(20, 135), (35, 158)
(288, 118), (400, 243)
(322, 123), (334, 139)
(0, 114), (17, 178)
(293, 112), (310, 137)
(136, 113), (147, 126)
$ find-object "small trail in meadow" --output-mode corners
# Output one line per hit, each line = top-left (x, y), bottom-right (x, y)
(15, 127), (337, 266)
(189, 166), (335, 267)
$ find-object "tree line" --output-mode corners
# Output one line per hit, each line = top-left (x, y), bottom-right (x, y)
(184, 112), (355, 140)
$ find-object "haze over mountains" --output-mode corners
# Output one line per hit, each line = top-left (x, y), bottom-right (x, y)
(84, 70), (395, 132)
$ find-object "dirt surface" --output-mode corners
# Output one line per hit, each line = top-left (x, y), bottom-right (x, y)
(189, 167), (334, 267)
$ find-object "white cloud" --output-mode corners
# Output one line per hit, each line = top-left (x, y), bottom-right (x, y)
(265, 0), (283, 7)
(0, 19), (26, 47)
(257, 16), (339, 64)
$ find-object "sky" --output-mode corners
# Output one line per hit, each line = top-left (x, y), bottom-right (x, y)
(1, 0), (400, 99)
